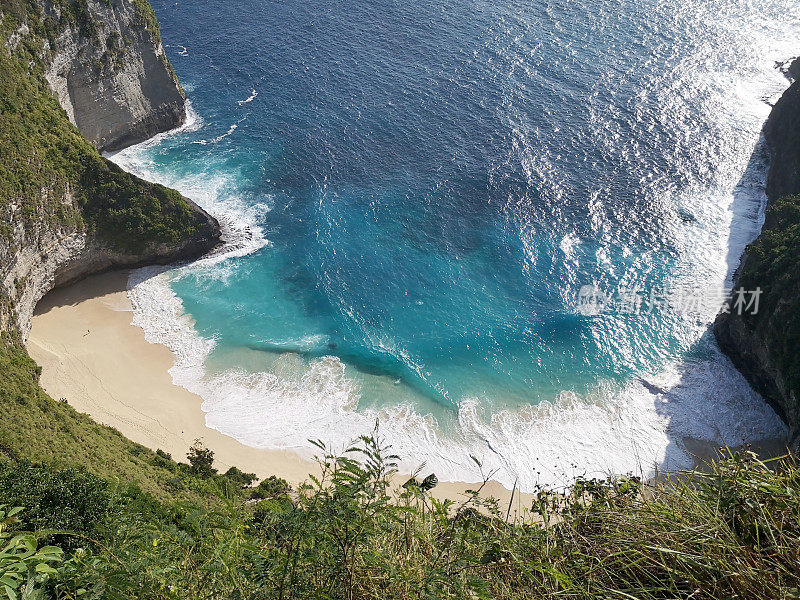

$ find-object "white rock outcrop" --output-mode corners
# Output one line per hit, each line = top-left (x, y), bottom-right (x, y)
(41, 0), (186, 151)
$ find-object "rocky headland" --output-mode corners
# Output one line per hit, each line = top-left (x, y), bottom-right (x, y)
(715, 57), (800, 452)
(0, 0), (221, 338)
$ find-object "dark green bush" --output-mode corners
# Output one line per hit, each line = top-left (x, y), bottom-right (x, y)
(0, 462), (109, 533)
(186, 440), (216, 478)
(250, 475), (291, 500)
(223, 466), (257, 488)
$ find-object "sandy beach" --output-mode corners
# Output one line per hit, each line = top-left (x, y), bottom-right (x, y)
(27, 270), (317, 484)
(26, 270), (527, 508)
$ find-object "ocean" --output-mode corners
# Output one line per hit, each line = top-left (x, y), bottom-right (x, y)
(109, 0), (800, 491)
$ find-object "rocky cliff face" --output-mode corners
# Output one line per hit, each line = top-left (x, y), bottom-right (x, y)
(3, 198), (219, 339)
(0, 0), (220, 338)
(714, 58), (800, 451)
(40, 0), (187, 151)
(765, 63), (800, 202)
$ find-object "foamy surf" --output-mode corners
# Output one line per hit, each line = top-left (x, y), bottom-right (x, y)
(122, 262), (792, 492)
(119, 162), (786, 493)
(115, 131), (787, 494)
(238, 89), (258, 105)
(105, 100), (203, 161)
(117, 186), (787, 492)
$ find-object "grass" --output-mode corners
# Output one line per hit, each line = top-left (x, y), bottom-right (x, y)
(3, 325), (797, 598)
(0, 423), (797, 599)
(0, 332), (233, 503)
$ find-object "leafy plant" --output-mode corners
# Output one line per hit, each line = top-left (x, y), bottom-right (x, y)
(0, 506), (62, 600)
(250, 476), (291, 500)
(186, 440), (216, 478)
(223, 467), (257, 488)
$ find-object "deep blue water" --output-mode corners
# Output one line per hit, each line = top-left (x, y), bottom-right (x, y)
(113, 0), (797, 486)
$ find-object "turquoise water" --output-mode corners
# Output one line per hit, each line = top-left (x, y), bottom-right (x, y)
(111, 0), (798, 489)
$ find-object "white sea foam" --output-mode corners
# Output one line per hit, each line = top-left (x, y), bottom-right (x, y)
(121, 212), (787, 492)
(193, 119), (244, 145)
(108, 8), (796, 493)
(166, 44), (189, 57)
(104, 101), (203, 163)
(124, 231), (786, 493)
(238, 88), (258, 105)
(117, 258), (795, 491)
(108, 107), (268, 268)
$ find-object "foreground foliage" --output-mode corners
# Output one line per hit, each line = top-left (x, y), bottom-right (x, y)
(0, 423), (798, 598)
(1, 335), (798, 598)
(0, 505), (63, 600)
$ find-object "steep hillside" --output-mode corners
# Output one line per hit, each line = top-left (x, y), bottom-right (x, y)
(715, 59), (800, 451)
(35, 0), (185, 151)
(0, 0), (219, 493)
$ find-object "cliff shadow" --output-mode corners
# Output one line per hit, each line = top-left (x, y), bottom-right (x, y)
(34, 270), (134, 317)
(650, 128), (789, 478)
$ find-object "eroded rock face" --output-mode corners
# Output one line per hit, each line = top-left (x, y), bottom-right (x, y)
(2, 197), (219, 339)
(765, 61), (800, 203)
(714, 266), (800, 451)
(41, 0), (186, 152)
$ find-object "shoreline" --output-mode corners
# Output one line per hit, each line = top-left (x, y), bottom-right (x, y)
(26, 270), (529, 507)
(27, 270), (315, 484)
(26, 270), (789, 507)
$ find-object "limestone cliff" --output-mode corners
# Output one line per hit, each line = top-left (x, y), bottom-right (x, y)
(714, 58), (800, 451)
(40, 0), (187, 151)
(0, 0), (220, 338)
(765, 62), (800, 202)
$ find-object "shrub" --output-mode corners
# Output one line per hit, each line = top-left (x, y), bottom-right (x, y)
(0, 462), (109, 534)
(223, 466), (257, 488)
(186, 440), (216, 478)
(249, 475), (291, 500)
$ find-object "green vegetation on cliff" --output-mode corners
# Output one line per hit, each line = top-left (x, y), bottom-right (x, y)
(1, 1), (799, 598)
(0, 333), (230, 502)
(738, 194), (800, 401)
(714, 65), (800, 445)
(0, 2), (199, 254)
